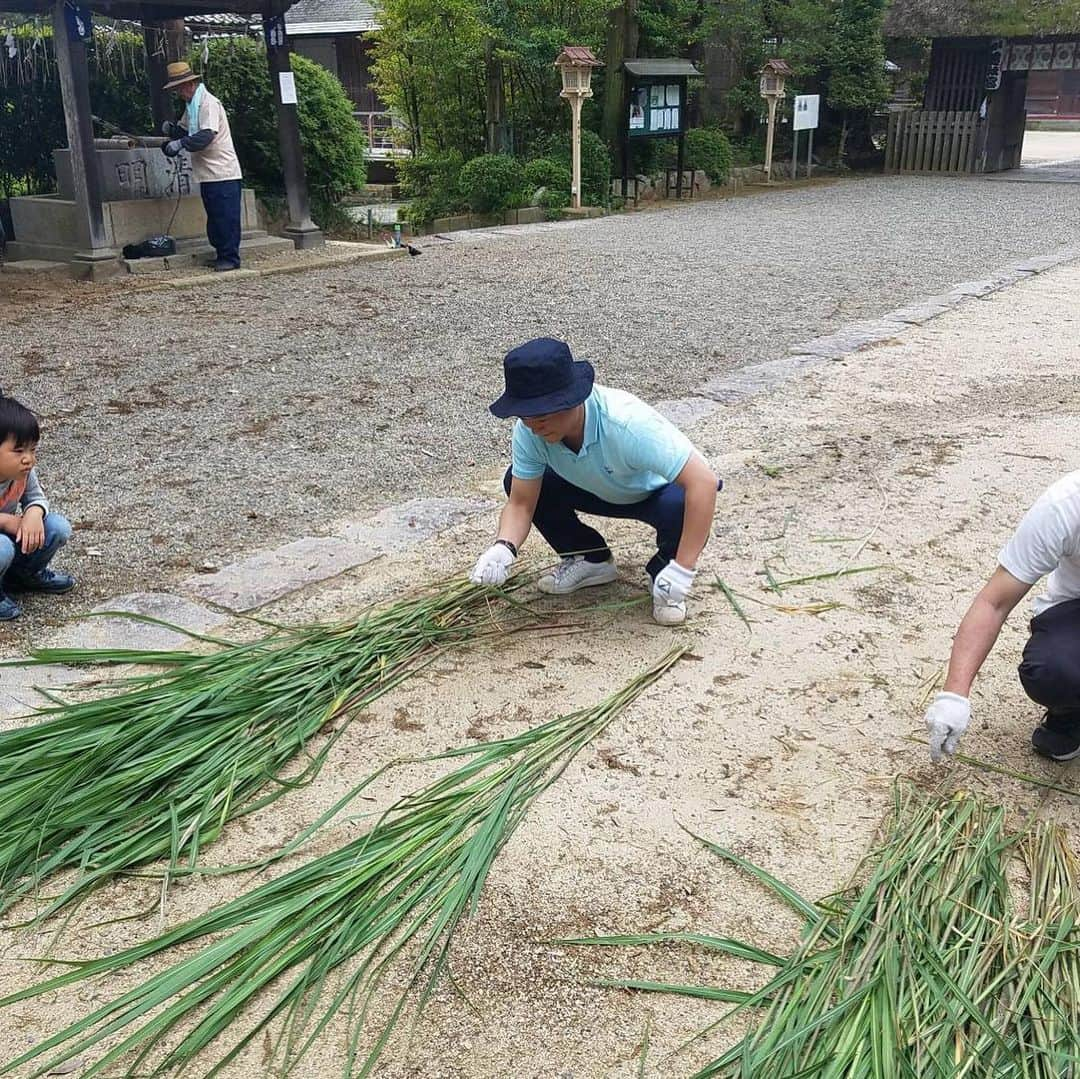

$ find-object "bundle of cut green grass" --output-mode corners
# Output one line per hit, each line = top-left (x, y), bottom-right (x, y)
(566, 786), (1080, 1078)
(0, 648), (683, 1078)
(0, 580), (537, 919)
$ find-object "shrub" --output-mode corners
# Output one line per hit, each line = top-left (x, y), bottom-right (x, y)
(523, 157), (571, 196)
(684, 126), (733, 184)
(200, 37), (365, 209)
(541, 129), (611, 205)
(457, 153), (525, 214)
(397, 150), (466, 225)
(537, 187), (570, 221)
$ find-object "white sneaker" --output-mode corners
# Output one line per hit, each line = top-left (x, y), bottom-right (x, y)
(652, 597), (687, 626)
(538, 556), (618, 595)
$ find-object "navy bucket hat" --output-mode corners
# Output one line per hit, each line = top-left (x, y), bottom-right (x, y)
(489, 337), (594, 419)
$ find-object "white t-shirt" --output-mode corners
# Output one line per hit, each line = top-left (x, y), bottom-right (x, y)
(184, 90), (242, 183)
(999, 470), (1080, 616)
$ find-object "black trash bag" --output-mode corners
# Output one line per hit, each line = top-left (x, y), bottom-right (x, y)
(121, 234), (177, 260)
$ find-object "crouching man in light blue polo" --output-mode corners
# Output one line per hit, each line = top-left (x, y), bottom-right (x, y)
(470, 338), (720, 625)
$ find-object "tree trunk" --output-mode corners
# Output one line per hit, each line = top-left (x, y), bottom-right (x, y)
(601, 0), (638, 148)
(484, 37), (507, 154)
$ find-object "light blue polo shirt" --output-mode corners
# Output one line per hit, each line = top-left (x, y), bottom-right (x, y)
(511, 385), (695, 505)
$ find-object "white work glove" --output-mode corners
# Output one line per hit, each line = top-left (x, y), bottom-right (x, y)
(652, 560), (696, 605)
(924, 692), (971, 763)
(470, 542), (516, 586)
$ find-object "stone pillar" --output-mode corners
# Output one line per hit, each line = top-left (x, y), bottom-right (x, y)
(51, 0), (118, 278)
(263, 9), (323, 249)
(145, 20), (186, 134)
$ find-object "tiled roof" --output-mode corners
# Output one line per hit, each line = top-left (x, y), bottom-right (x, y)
(284, 0), (378, 35)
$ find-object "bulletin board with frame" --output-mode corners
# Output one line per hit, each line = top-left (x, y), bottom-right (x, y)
(621, 58), (701, 202)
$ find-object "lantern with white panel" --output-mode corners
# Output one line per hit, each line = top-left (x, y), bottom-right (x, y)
(759, 58), (793, 183)
(555, 46), (603, 209)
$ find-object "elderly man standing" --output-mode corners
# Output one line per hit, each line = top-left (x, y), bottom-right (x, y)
(924, 470), (1080, 764)
(160, 61), (243, 272)
(470, 338), (720, 625)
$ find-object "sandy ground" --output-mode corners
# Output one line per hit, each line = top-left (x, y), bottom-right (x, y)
(1022, 129), (1080, 164)
(1, 260), (1080, 1077)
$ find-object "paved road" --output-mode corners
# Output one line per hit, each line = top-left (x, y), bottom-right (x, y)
(2, 172), (1079, 629)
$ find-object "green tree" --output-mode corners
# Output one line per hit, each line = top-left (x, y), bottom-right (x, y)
(825, 0), (888, 158)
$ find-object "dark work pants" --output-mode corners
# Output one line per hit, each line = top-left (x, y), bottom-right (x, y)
(1018, 596), (1080, 733)
(200, 179), (242, 268)
(504, 467), (719, 581)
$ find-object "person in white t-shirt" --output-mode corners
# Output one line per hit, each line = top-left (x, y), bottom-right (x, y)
(160, 62), (244, 272)
(924, 470), (1080, 763)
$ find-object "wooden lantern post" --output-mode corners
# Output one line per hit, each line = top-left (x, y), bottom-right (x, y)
(759, 58), (793, 184)
(555, 46), (603, 209)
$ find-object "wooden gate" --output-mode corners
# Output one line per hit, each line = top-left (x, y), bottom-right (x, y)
(885, 110), (981, 173)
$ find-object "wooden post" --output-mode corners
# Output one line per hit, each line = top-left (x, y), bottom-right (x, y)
(51, 0), (117, 277)
(763, 95), (778, 183)
(264, 9), (323, 249)
(144, 19), (185, 134)
(570, 95), (583, 209)
(675, 124), (686, 199)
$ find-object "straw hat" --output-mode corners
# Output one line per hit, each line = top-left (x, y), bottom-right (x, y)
(162, 61), (201, 91)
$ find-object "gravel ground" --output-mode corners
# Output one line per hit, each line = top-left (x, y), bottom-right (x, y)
(1, 172), (1078, 638)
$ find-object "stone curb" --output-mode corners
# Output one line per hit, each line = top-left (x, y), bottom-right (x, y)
(145, 244), (406, 291)
(654, 244), (1080, 423)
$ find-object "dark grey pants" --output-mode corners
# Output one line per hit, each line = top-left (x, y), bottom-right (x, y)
(1019, 596), (1080, 732)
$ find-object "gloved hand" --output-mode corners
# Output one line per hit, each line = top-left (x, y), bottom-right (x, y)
(653, 560), (696, 604)
(161, 139), (183, 158)
(161, 120), (183, 138)
(470, 542), (515, 586)
(924, 692), (971, 763)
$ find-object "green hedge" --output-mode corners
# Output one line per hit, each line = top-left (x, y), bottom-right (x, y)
(0, 25), (150, 196)
(523, 157), (571, 196)
(200, 37), (365, 209)
(458, 153), (525, 213)
(685, 126), (733, 184)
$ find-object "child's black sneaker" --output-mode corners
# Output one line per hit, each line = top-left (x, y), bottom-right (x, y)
(0, 592), (22, 620)
(1031, 720), (1080, 763)
(7, 569), (75, 594)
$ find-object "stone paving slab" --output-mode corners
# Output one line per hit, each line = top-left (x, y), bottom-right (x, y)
(184, 537), (380, 613)
(49, 592), (228, 651)
(0, 662), (89, 722)
(696, 354), (826, 402)
(186, 497), (491, 613)
(885, 300), (956, 325)
(787, 319), (907, 360)
(653, 396), (722, 427)
(338, 496), (494, 549)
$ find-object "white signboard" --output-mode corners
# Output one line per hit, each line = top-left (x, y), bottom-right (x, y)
(793, 94), (820, 131)
(279, 71), (298, 105)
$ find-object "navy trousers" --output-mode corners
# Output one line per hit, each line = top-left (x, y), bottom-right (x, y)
(504, 467), (715, 581)
(1019, 596), (1080, 733)
(200, 179), (242, 268)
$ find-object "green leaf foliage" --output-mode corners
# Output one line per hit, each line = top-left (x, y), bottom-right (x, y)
(200, 37), (366, 205)
(684, 127), (733, 183)
(0, 25), (150, 196)
(540, 128), (611, 205)
(458, 152), (525, 212)
(523, 156), (571, 195)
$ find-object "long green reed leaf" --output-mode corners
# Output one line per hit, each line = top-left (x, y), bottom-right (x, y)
(0, 649), (685, 1078)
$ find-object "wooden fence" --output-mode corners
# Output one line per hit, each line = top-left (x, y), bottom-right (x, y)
(885, 110), (981, 174)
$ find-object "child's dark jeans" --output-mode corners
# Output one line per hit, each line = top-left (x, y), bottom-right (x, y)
(0, 512), (72, 588)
